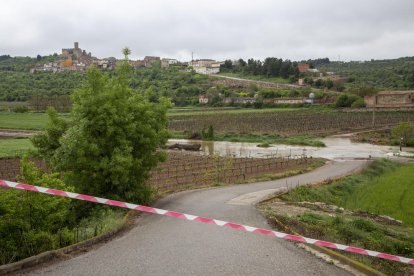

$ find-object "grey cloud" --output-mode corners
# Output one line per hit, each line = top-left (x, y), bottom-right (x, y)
(1, 0), (414, 61)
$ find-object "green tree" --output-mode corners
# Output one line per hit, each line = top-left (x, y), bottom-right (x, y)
(34, 56), (169, 203)
(59, 66), (168, 202)
(350, 98), (365, 108)
(122, 47), (131, 59)
(335, 94), (361, 108)
(31, 108), (69, 160)
(391, 122), (414, 147)
(220, 60), (233, 71)
(325, 79), (334, 89)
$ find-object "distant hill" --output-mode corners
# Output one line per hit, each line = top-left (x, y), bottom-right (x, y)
(0, 54), (60, 72)
(318, 57), (414, 91)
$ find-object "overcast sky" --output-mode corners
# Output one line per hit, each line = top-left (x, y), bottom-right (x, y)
(1, 0), (414, 61)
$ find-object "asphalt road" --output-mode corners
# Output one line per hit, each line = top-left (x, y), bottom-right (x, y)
(29, 160), (367, 275)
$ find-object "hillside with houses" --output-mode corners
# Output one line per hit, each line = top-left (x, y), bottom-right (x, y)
(1, 42), (414, 111)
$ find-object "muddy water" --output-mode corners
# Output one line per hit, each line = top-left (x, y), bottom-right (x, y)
(168, 138), (411, 160)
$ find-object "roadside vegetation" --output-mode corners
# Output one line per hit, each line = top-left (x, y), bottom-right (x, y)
(0, 157), (126, 265)
(352, 121), (414, 147)
(260, 159), (414, 275)
(0, 50), (169, 265)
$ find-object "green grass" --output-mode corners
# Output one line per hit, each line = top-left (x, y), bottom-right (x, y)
(216, 72), (291, 84)
(262, 159), (414, 274)
(0, 112), (71, 130)
(0, 138), (34, 157)
(170, 131), (325, 147)
(345, 164), (414, 227)
(0, 112), (49, 129)
(264, 209), (414, 275)
(282, 159), (414, 227)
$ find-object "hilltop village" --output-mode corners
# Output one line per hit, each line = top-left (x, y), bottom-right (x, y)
(30, 42), (223, 75)
(24, 42), (414, 110)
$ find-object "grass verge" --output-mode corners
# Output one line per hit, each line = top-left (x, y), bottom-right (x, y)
(259, 159), (414, 275)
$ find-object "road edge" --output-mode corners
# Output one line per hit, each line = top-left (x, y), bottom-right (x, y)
(0, 211), (139, 276)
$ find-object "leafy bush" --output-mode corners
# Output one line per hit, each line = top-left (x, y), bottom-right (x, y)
(202, 125), (214, 140)
(335, 94), (362, 108)
(391, 121), (414, 147)
(350, 98), (365, 108)
(351, 218), (378, 232)
(0, 156), (74, 264)
(12, 105), (28, 113)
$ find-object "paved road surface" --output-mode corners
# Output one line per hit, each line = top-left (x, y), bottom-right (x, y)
(29, 160), (367, 275)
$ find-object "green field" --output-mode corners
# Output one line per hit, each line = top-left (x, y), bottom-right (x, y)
(343, 163), (414, 226)
(0, 112), (50, 129)
(0, 138), (34, 157)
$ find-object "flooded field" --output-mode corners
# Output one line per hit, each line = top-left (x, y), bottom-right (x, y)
(168, 137), (413, 160)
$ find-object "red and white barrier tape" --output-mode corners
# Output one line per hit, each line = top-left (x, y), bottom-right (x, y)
(1, 179), (413, 265)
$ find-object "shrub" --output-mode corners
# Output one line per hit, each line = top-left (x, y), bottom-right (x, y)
(391, 121), (414, 147)
(0, 156), (74, 264)
(12, 105), (28, 113)
(351, 98), (365, 108)
(335, 94), (362, 108)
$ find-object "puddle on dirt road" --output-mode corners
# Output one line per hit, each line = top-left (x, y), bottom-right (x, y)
(168, 137), (412, 160)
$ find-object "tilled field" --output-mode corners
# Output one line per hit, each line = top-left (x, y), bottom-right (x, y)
(169, 110), (414, 136)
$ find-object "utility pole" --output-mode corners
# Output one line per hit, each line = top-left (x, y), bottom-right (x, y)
(372, 107), (376, 128)
(191, 52), (194, 61)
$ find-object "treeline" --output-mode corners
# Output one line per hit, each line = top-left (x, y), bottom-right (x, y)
(220, 58), (299, 80)
(302, 58), (330, 68)
(0, 60), (211, 105)
(130, 67), (210, 106)
(0, 54), (60, 72)
(0, 71), (84, 101)
(318, 57), (414, 90)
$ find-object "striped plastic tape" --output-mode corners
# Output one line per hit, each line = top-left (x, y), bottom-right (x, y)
(0, 179), (413, 265)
